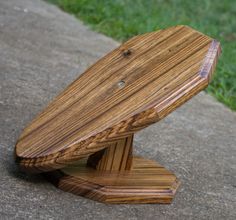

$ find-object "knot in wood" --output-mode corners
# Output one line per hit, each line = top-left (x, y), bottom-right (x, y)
(123, 49), (132, 57)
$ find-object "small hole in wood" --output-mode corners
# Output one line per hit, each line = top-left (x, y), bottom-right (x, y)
(123, 49), (132, 57)
(117, 80), (125, 89)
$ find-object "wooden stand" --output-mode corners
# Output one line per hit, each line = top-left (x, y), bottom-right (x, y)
(47, 134), (180, 204)
(15, 25), (220, 204)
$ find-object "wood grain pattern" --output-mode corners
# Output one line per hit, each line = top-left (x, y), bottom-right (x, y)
(87, 135), (133, 171)
(46, 156), (180, 204)
(15, 25), (221, 172)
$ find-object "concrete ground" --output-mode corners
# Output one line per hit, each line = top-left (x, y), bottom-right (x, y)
(0, 0), (236, 219)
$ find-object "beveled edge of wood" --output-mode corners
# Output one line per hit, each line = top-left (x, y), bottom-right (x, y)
(199, 39), (221, 81)
(44, 157), (181, 204)
(16, 30), (221, 173)
(53, 177), (180, 204)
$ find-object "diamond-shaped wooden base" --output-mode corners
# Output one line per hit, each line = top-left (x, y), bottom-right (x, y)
(46, 156), (180, 204)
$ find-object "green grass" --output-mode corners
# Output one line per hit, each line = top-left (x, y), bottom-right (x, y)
(47, 0), (236, 110)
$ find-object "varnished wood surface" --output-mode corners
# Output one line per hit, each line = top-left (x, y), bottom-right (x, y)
(15, 25), (221, 172)
(46, 157), (180, 204)
(87, 135), (133, 171)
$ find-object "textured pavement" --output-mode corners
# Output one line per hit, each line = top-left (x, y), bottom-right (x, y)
(0, 0), (236, 219)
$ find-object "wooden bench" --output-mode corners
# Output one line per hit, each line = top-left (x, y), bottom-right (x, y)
(15, 25), (220, 204)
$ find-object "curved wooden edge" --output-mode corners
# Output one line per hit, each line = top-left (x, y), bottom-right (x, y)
(44, 157), (180, 204)
(16, 109), (159, 173)
(16, 37), (221, 173)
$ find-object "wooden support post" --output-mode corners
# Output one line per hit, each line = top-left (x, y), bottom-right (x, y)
(87, 135), (133, 171)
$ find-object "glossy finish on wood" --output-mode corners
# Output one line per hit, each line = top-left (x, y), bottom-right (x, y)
(15, 25), (220, 172)
(87, 135), (133, 171)
(47, 135), (181, 204)
(15, 25), (220, 204)
(46, 157), (180, 204)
